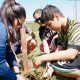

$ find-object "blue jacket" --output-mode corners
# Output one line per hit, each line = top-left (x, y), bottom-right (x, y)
(0, 18), (17, 72)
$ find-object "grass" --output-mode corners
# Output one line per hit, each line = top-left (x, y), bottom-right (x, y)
(20, 22), (77, 80)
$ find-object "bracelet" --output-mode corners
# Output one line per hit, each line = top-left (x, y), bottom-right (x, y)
(15, 72), (21, 75)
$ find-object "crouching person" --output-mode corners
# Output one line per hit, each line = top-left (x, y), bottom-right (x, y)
(33, 5), (80, 79)
(0, 0), (27, 80)
(11, 21), (37, 55)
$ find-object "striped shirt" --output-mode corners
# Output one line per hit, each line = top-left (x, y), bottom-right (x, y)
(57, 18), (80, 54)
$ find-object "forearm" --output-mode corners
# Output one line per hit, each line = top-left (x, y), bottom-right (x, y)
(39, 48), (78, 62)
(6, 51), (20, 73)
(6, 50), (18, 68)
(43, 40), (50, 53)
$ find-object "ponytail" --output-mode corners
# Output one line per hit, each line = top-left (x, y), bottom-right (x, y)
(0, 0), (16, 43)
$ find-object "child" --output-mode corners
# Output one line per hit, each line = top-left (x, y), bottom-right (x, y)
(0, 0), (26, 80)
(11, 21), (37, 54)
(33, 9), (58, 54)
(33, 9), (58, 78)
(33, 5), (80, 79)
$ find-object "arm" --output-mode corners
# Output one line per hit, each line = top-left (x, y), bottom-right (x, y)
(40, 48), (78, 61)
(20, 28), (29, 73)
(6, 52), (25, 80)
(6, 49), (20, 73)
(39, 27), (50, 53)
(42, 39), (50, 53)
(33, 48), (78, 68)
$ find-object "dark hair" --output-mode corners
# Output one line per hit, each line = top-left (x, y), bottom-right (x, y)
(1, 0), (15, 19)
(41, 5), (63, 23)
(33, 9), (42, 18)
(6, 2), (26, 25)
(1, 0), (26, 43)
(33, 9), (42, 23)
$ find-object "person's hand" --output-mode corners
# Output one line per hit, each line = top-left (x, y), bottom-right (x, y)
(26, 35), (32, 42)
(33, 56), (43, 68)
(16, 74), (25, 80)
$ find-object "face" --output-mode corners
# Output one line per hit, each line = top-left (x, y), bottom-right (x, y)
(34, 12), (41, 19)
(44, 17), (61, 32)
(13, 17), (25, 30)
(34, 12), (42, 25)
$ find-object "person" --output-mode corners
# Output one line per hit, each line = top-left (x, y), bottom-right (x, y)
(0, 0), (26, 80)
(33, 9), (58, 78)
(33, 9), (58, 54)
(11, 21), (37, 55)
(23, 22), (37, 54)
(33, 5), (80, 79)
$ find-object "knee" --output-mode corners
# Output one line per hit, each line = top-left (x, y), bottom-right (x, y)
(30, 39), (37, 47)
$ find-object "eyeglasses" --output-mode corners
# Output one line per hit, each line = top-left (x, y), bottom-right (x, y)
(34, 17), (41, 23)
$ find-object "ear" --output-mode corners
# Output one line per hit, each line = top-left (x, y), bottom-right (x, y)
(53, 14), (60, 20)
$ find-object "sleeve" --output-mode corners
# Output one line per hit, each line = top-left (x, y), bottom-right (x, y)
(6, 48), (18, 68)
(22, 22), (32, 34)
(39, 26), (46, 41)
(68, 23), (80, 50)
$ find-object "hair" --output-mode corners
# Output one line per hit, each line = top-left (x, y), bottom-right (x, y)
(1, 0), (15, 19)
(41, 5), (63, 23)
(33, 9), (42, 18)
(1, 0), (26, 43)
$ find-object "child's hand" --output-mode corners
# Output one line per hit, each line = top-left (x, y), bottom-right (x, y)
(33, 57), (42, 68)
(26, 35), (32, 42)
